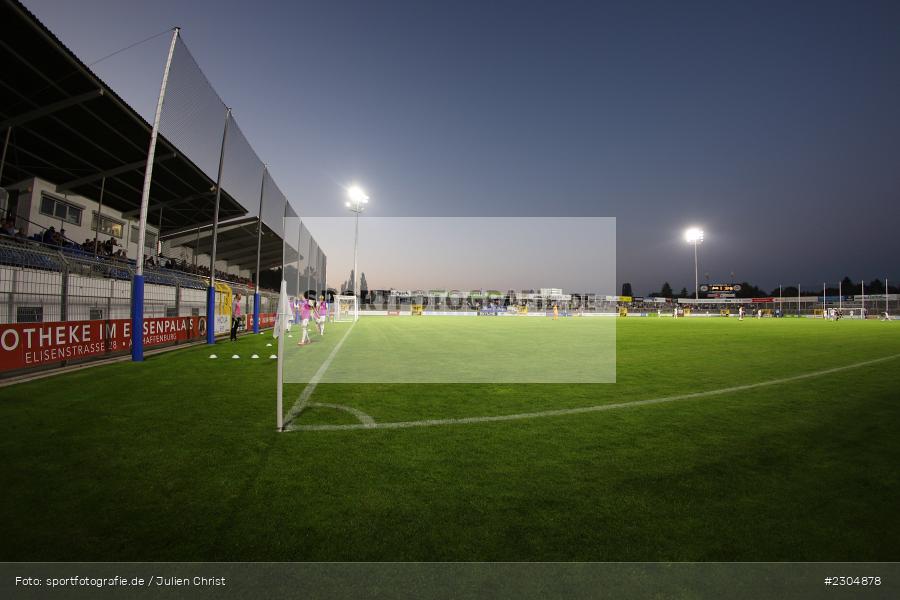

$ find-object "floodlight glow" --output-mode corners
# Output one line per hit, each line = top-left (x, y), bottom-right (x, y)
(684, 227), (704, 244)
(347, 185), (369, 203)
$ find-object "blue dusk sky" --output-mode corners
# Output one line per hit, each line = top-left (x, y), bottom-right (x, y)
(21, 0), (900, 294)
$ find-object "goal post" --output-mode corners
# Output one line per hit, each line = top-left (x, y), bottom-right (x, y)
(335, 295), (358, 322)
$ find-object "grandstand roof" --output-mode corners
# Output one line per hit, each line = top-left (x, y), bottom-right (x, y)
(0, 0), (247, 233)
(163, 218), (287, 271)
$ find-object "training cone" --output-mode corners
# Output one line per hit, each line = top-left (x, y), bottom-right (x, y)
(209, 354), (217, 359)
(251, 354), (259, 359)
(269, 354), (277, 359)
(231, 354), (240, 359)
(266, 343), (272, 347)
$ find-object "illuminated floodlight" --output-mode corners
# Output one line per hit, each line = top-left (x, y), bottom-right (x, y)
(684, 227), (705, 301)
(345, 184), (371, 322)
(347, 185), (369, 205)
(684, 227), (704, 244)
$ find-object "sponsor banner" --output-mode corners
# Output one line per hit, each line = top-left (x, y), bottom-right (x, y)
(214, 281), (233, 335)
(0, 317), (204, 373)
(752, 297), (775, 303)
(258, 312), (276, 328)
(214, 315), (231, 336)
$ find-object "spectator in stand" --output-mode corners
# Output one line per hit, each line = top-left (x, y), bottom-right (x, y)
(1, 217), (18, 237)
(42, 226), (56, 244)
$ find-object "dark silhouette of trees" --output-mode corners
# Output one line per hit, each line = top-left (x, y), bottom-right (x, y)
(621, 282), (633, 297)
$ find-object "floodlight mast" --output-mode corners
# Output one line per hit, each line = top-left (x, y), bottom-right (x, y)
(346, 185), (369, 322)
(684, 228), (704, 301)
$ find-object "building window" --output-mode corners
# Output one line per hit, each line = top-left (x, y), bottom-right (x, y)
(90, 213), (124, 239)
(17, 306), (43, 323)
(89, 308), (104, 320)
(129, 225), (157, 249)
(39, 193), (82, 226)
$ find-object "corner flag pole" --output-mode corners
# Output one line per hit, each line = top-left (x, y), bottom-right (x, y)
(275, 279), (288, 431)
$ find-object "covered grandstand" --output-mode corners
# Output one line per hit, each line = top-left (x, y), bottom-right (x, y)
(0, 0), (323, 375)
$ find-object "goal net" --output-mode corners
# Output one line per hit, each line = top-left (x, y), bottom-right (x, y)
(335, 295), (358, 322)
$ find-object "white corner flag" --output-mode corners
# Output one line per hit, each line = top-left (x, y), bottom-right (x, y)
(273, 279), (292, 339)
(275, 280), (290, 431)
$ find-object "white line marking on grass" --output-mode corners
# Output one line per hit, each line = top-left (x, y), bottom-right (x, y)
(283, 321), (357, 429)
(306, 402), (376, 426)
(289, 352), (900, 432)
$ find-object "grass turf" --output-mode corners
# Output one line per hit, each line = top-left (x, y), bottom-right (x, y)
(0, 317), (898, 561)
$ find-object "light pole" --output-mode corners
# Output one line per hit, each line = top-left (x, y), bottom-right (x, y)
(346, 185), (369, 321)
(684, 228), (704, 301)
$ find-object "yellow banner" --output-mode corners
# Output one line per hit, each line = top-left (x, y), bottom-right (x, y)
(215, 281), (233, 318)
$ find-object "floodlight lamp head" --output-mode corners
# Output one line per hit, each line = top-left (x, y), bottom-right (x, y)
(347, 185), (369, 204)
(684, 227), (704, 244)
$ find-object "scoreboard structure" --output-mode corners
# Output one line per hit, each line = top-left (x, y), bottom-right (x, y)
(699, 283), (743, 298)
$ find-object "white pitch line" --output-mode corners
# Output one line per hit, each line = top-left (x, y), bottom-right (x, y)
(283, 320), (356, 429)
(307, 402), (376, 426)
(289, 352), (900, 432)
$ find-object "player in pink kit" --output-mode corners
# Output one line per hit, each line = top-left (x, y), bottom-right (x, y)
(297, 295), (313, 346)
(316, 295), (328, 335)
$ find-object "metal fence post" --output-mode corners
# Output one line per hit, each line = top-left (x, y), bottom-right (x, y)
(60, 261), (69, 321)
(8, 269), (16, 323)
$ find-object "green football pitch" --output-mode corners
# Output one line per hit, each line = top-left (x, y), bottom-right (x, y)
(1, 317), (899, 561)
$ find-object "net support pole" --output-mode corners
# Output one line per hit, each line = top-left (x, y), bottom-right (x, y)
(206, 107), (231, 344)
(132, 28), (179, 362)
(823, 282), (826, 319)
(296, 224), (302, 299)
(797, 283), (800, 318)
(253, 166), (266, 334)
(93, 176), (105, 257)
(0, 126), (11, 191)
(156, 205), (164, 261)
